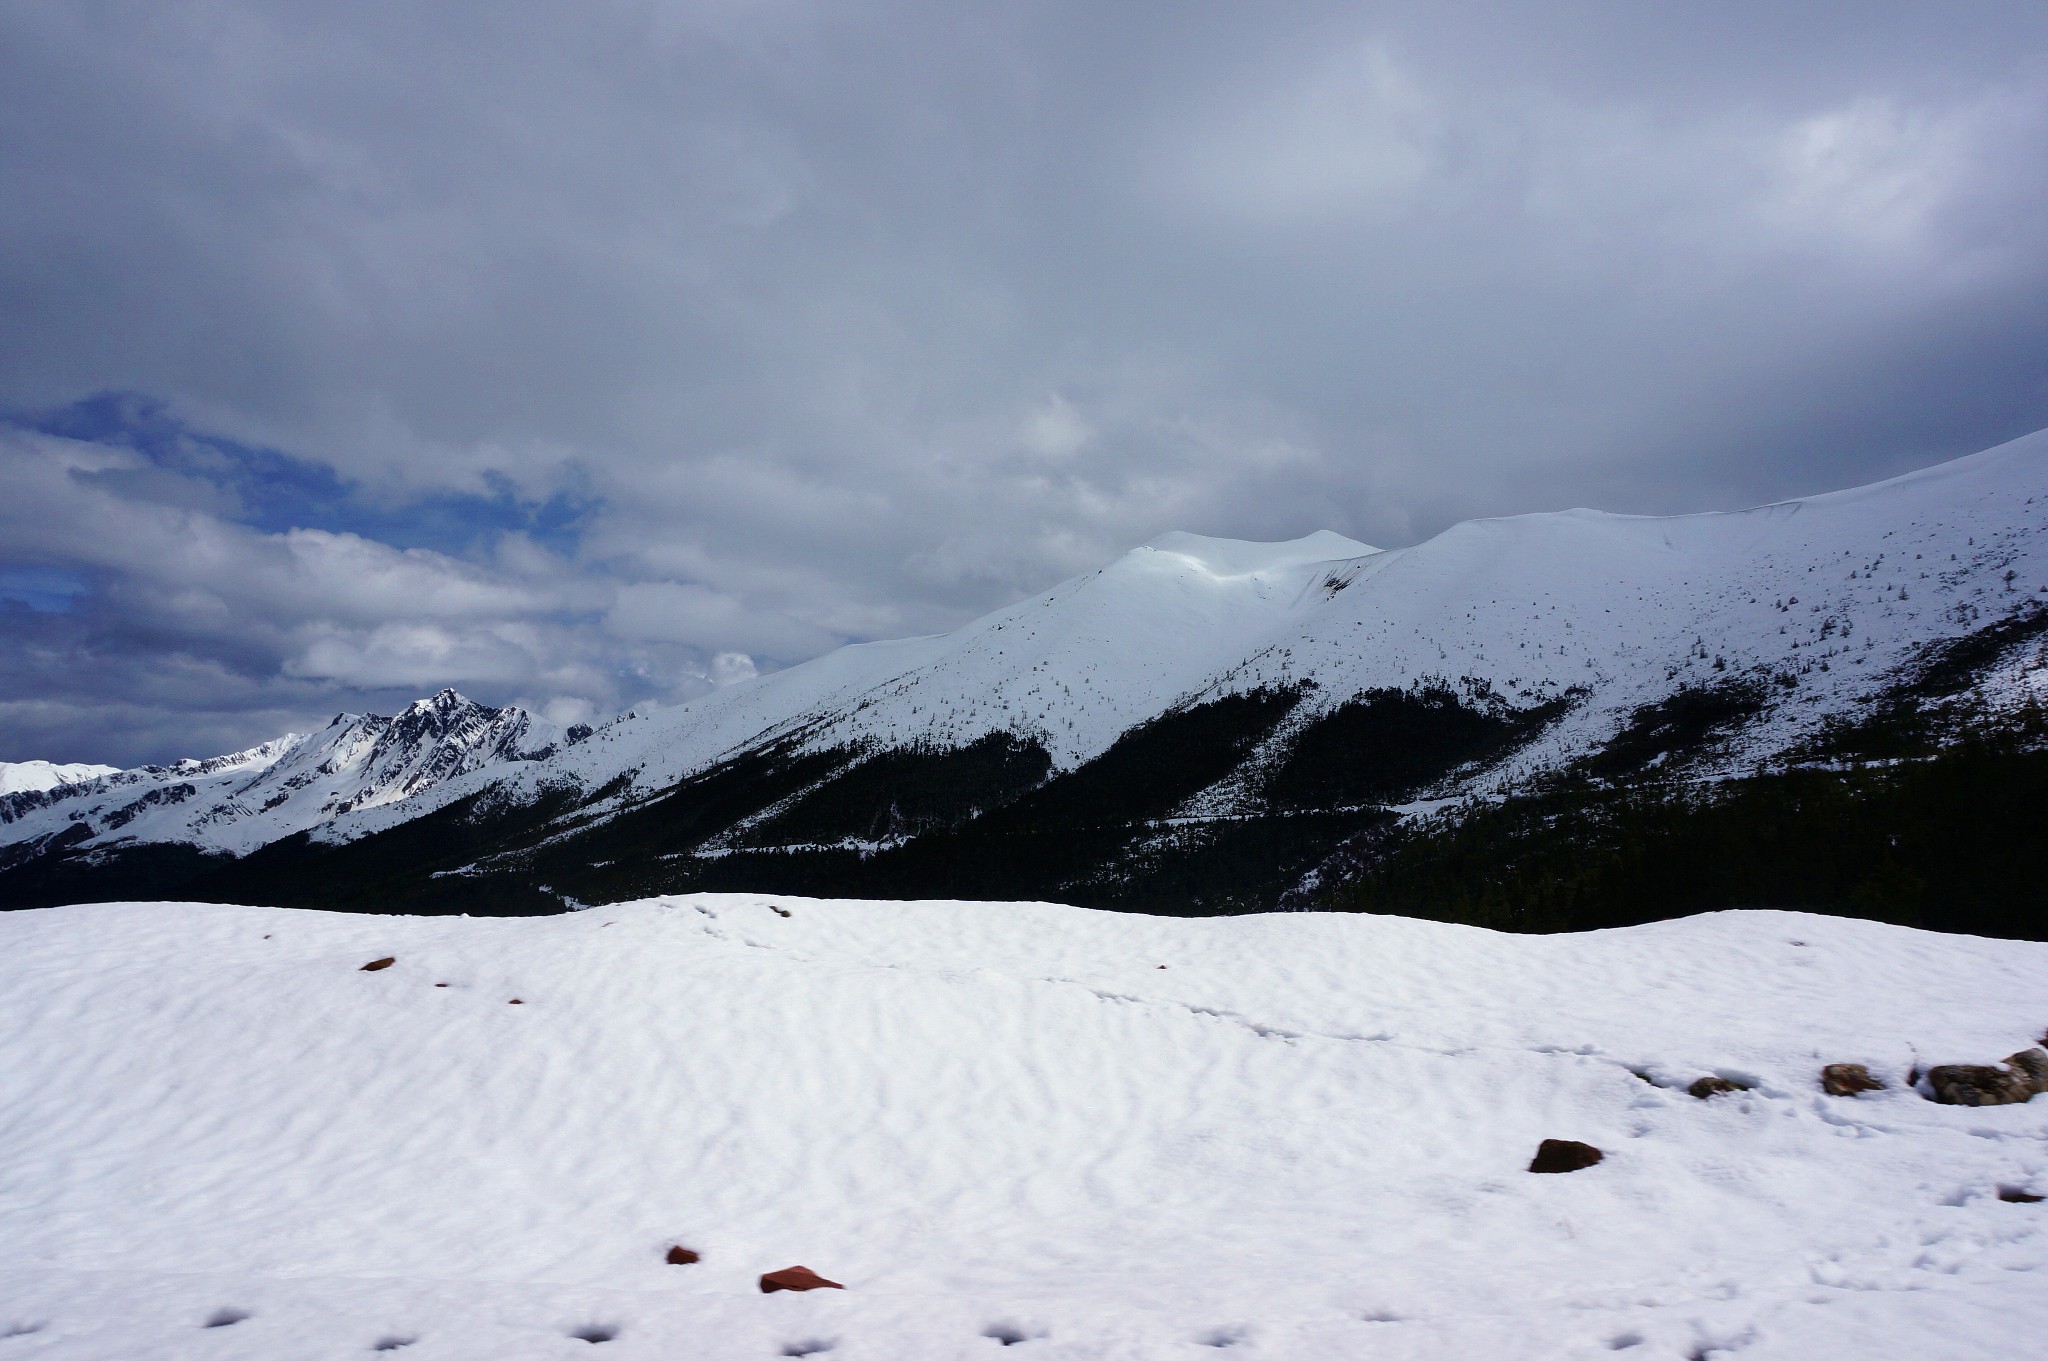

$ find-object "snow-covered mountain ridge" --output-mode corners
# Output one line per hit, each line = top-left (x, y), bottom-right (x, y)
(407, 425), (2048, 822)
(0, 690), (561, 860)
(0, 760), (119, 796)
(4, 428), (2046, 917)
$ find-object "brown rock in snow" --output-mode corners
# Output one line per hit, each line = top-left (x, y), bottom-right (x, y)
(2008, 1047), (2048, 1087)
(759, 1266), (843, 1293)
(1688, 1076), (1747, 1099)
(1820, 1063), (1883, 1096)
(1928, 1049), (2048, 1106)
(1998, 1186), (2045, 1203)
(666, 1245), (700, 1265)
(360, 957), (395, 971)
(1528, 1139), (1603, 1173)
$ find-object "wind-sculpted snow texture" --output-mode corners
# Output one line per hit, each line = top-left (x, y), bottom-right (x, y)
(0, 690), (559, 857)
(0, 896), (2044, 1358)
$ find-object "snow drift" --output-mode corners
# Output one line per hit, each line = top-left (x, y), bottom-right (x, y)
(1, 895), (2044, 1358)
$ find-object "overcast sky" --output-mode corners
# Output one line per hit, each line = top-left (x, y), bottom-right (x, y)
(4, 1), (2048, 765)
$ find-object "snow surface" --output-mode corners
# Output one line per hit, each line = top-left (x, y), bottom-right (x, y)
(2, 895), (2045, 1359)
(0, 761), (117, 796)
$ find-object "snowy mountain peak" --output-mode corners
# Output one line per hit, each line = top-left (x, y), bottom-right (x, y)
(0, 692), (559, 856)
(256, 692), (562, 820)
(407, 687), (472, 716)
(1140, 529), (1379, 577)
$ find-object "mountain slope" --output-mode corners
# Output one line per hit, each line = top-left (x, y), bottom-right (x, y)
(367, 425), (2048, 841)
(5, 431), (2047, 919)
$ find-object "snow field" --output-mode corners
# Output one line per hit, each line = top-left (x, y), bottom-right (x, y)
(1, 896), (2045, 1359)
(0, 763), (118, 797)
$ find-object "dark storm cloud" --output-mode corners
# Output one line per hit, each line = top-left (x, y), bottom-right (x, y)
(3, 0), (2047, 762)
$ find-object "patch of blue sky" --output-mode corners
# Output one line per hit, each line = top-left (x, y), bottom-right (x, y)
(0, 564), (89, 613)
(14, 392), (591, 559)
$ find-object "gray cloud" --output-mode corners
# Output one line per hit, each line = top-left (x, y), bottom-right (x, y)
(3, 1), (2048, 763)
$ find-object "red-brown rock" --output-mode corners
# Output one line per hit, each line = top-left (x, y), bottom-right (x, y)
(666, 1245), (700, 1265)
(1998, 1186), (2044, 1203)
(1528, 1138), (1603, 1173)
(759, 1266), (844, 1293)
(1820, 1063), (1884, 1096)
(360, 957), (395, 971)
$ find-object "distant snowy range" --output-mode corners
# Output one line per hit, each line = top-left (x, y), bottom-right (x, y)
(6, 424), (2046, 927)
(3, 430), (2047, 1359)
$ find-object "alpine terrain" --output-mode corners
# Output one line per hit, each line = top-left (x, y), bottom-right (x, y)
(4, 429), (2046, 933)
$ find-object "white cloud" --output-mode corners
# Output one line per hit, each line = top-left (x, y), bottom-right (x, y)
(710, 651), (758, 686)
(1163, 42), (1439, 223)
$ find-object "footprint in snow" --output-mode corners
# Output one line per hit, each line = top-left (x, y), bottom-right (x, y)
(203, 1308), (250, 1328)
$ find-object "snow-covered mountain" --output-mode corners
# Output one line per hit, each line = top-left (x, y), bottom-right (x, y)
(332, 424), (2047, 835)
(0, 690), (561, 862)
(4, 429), (2046, 917)
(0, 760), (118, 796)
